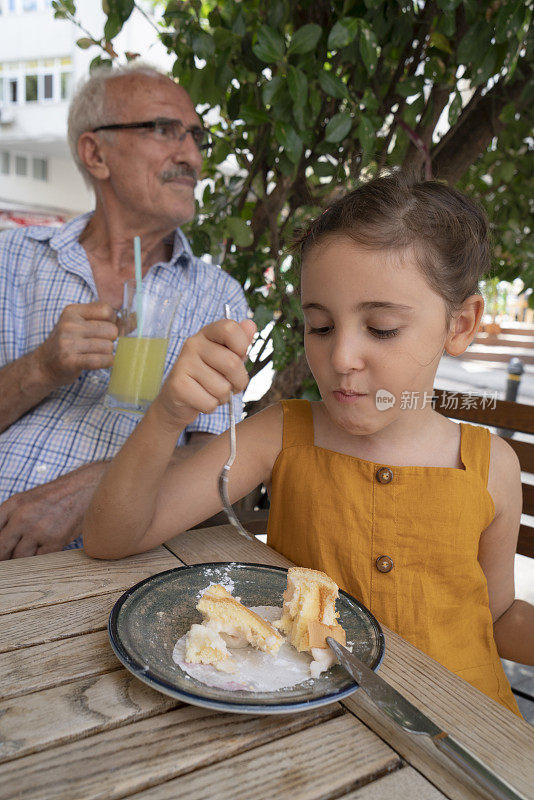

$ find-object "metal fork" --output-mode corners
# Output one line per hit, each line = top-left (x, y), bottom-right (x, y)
(217, 305), (256, 541)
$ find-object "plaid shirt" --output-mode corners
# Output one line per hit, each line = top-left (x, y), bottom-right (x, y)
(0, 213), (248, 505)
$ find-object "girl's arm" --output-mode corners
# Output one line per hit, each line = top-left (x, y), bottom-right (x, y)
(82, 319), (282, 560)
(481, 434), (534, 665)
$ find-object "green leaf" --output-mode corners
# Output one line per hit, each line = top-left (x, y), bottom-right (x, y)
(403, 93), (425, 126)
(225, 217), (254, 247)
(116, 0), (133, 18)
(292, 103), (307, 132)
(211, 137), (232, 164)
(275, 122), (303, 163)
(232, 12), (246, 37)
(495, 0), (524, 43)
(357, 117), (375, 154)
(429, 31), (453, 54)
(499, 103), (517, 125)
(499, 162), (515, 184)
(396, 77), (424, 98)
(318, 70), (347, 99)
(76, 37), (94, 49)
(472, 47), (497, 86)
(438, 11), (456, 38)
(89, 56), (112, 72)
(361, 87), (379, 113)
(288, 23), (322, 55)
(267, 0), (286, 29)
(457, 21), (490, 67)
(193, 31), (215, 59)
(278, 151), (297, 175)
(309, 87), (321, 122)
(287, 66), (308, 107)
(253, 304), (274, 330)
(104, 13), (122, 40)
(213, 27), (240, 52)
(105, 0), (133, 20)
(313, 159), (337, 177)
(325, 112), (352, 142)
(436, 0), (462, 9)
(252, 25), (286, 63)
(359, 25), (379, 75)
(262, 76), (283, 105)
(448, 91), (462, 126)
(424, 55), (446, 82)
(241, 107), (271, 125)
(327, 18), (360, 50)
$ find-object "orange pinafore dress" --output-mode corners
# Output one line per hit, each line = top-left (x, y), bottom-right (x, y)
(267, 399), (520, 716)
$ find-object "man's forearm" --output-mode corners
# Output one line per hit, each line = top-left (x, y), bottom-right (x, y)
(0, 459), (112, 559)
(494, 599), (534, 665)
(0, 350), (57, 433)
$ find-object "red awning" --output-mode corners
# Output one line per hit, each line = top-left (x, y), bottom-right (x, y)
(0, 209), (67, 228)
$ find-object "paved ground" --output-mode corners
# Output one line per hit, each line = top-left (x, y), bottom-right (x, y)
(435, 354), (534, 405)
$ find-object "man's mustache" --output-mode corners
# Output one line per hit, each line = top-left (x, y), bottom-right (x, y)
(159, 165), (198, 184)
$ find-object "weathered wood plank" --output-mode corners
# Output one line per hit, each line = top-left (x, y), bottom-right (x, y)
(341, 629), (534, 800)
(0, 592), (123, 653)
(0, 670), (179, 764)
(173, 526), (534, 800)
(0, 703), (342, 800)
(340, 766), (447, 799)
(121, 714), (401, 800)
(0, 548), (180, 614)
(165, 525), (292, 567)
(0, 630), (119, 700)
(433, 388), (534, 434)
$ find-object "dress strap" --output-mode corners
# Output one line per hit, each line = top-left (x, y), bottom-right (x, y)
(281, 399), (315, 448)
(460, 423), (491, 486)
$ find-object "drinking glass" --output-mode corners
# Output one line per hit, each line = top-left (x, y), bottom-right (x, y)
(104, 279), (180, 414)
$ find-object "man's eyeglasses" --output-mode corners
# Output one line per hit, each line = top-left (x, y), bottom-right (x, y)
(91, 118), (211, 151)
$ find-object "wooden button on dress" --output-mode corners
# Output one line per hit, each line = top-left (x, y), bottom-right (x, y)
(376, 467), (393, 484)
(376, 555), (394, 573)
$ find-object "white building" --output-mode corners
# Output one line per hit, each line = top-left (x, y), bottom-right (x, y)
(0, 0), (173, 229)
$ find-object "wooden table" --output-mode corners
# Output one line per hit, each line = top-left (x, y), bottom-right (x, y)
(0, 525), (533, 800)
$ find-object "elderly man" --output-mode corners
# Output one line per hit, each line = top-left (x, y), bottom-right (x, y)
(0, 64), (248, 558)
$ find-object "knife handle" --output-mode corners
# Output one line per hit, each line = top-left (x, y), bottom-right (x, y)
(433, 733), (527, 800)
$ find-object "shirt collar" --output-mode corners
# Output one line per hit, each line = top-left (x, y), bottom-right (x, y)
(26, 212), (192, 270)
(25, 213), (93, 247)
(166, 227), (193, 268)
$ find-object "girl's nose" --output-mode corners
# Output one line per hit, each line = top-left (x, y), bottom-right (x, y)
(330, 332), (366, 374)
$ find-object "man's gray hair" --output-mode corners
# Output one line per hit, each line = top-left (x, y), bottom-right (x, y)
(67, 62), (169, 185)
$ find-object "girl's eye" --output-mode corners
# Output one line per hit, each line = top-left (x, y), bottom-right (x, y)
(368, 327), (399, 339)
(307, 326), (333, 336)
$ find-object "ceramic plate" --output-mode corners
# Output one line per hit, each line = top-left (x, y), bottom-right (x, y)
(108, 562), (385, 714)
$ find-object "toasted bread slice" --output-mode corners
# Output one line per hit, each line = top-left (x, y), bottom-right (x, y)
(195, 584), (283, 657)
(277, 567), (344, 652)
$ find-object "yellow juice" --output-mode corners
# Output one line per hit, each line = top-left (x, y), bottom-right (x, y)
(108, 337), (168, 405)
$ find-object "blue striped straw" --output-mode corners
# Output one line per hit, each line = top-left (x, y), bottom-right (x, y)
(133, 236), (143, 337)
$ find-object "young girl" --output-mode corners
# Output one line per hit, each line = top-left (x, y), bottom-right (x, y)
(84, 174), (533, 717)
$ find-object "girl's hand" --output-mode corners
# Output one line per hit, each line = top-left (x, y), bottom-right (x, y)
(153, 318), (257, 429)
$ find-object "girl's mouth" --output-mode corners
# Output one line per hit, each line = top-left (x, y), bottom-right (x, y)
(333, 390), (368, 404)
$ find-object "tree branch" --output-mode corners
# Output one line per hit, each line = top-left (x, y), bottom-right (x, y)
(431, 61), (532, 184)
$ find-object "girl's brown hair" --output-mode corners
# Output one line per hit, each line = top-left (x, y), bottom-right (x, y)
(294, 172), (490, 317)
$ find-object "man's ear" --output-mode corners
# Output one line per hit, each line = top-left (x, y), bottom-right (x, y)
(77, 132), (110, 181)
(445, 294), (485, 356)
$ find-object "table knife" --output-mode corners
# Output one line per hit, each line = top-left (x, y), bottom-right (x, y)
(326, 638), (527, 800)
